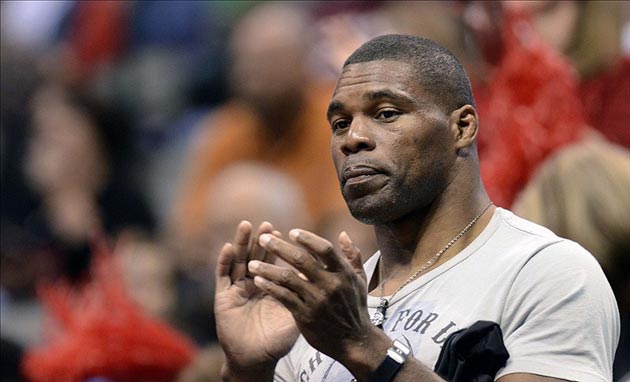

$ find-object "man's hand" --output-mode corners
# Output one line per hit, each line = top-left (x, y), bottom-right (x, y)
(214, 221), (299, 379)
(248, 228), (384, 370)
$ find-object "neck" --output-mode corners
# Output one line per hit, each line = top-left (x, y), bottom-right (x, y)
(372, 178), (494, 290)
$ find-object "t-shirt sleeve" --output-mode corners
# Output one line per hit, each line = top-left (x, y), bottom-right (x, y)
(496, 240), (620, 381)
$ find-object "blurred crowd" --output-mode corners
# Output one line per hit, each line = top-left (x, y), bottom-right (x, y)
(0, 1), (628, 381)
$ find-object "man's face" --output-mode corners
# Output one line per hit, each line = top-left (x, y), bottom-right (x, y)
(328, 60), (457, 224)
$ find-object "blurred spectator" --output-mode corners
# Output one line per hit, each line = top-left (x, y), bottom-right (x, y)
(517, 1), (630, 148)
(310, 2), (395, 81)
(23, 83), (154, 281)
(580, 57), (630, 148)
(205, 162), (313, 248)
(513, 135), (630, 381)
(0, 221), (52, 349)
(1, 43), (42, 226)
(99, 1), (232, 227)
(118, 239), (176, 322)
(55, 1), (128, 86)
(453, 1), (629, 208)
(169, 2), (368, 246)
(461, 4), (589, 208)
(22, 239), (196, 382)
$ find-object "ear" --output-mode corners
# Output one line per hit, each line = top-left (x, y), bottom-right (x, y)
(449, 105), (478, 155)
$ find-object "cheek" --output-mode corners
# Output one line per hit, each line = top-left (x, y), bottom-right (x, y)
(414, 122), (454, 158)
(330, 140), (344, 175)
(399, 130), (453, 179)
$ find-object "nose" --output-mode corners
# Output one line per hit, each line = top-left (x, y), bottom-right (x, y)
(340, 119), (376, 156)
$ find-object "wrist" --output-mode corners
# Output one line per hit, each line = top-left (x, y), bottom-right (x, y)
(221, 359), (277, 382)
(338, 326), (394, 381)
(366, 339), (411, 382)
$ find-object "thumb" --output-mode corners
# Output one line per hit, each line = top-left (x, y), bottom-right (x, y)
(338, 231), (367, 283)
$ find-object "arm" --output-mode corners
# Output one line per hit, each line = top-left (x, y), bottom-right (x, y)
(497, 241), (618, 382)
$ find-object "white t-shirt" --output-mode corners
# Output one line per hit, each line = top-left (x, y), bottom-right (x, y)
(274, 208), (620, 382)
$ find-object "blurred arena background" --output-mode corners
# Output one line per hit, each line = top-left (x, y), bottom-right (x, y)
(1, 1), (628, 381)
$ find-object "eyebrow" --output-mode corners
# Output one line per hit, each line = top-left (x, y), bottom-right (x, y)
(327, 101), (343, 121)
(327, 89), (418, 121)
(366, 89), (413, 103)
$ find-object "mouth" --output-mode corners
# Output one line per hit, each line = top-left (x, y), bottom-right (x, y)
(342, 165), (386, 187)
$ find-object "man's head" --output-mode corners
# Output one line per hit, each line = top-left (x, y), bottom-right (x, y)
(343, 34), (475, 112)
(328, 34), (480, 225)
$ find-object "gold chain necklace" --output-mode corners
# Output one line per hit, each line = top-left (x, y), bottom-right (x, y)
(370, 202), (493, 328)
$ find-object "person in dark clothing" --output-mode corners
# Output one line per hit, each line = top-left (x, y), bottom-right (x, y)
(23, 83), (154, 281)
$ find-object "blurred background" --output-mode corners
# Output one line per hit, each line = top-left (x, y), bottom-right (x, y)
(0, 1), (628, 381)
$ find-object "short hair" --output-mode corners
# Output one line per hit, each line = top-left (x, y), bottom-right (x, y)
(343, 34), (475, 111)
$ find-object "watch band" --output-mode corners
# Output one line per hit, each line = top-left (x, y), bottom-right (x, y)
(368, 339), (411, 382)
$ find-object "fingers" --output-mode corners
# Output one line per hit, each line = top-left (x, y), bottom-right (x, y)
(289, 229), (345, 272)
(252, 275), (303, 312)
(338, 231), (367, 283)
(230, 221), (252, 281)
(259, 233), (324, 281)
(216, 243), (235, 290)
(248, 260), (312, 301)
(218, 221), (282, 287)
(250, 222), (274, 261)
(219, 221), (283, 284)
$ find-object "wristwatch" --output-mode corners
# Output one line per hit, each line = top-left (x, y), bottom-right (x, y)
(368, 339), (411, 381)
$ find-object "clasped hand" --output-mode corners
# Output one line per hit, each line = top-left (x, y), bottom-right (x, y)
(215, 220), (374, 375)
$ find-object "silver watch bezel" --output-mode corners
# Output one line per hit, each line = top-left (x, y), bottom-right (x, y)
(387, 339), (411, 364)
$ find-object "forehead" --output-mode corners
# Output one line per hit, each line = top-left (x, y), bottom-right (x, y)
(332, 60), (420, 99)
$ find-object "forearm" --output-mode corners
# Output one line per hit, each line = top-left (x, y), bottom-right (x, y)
(220, 360), (277, 382)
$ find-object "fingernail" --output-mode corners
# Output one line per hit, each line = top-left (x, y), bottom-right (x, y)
(339, 231), (351, 249)
(259, 234), (272, 245)
(289, 229), (300, 241)
(253, 275), (268, 287)
(248, 260), (260, 271)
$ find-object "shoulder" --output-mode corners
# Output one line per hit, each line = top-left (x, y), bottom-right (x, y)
(487, 208), (591, 266)
(494, 208), (603, 273)
(494, 213), (620, 381)
(495, 207), (558, 240)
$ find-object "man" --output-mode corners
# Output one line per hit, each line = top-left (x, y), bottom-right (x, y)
(214, 35), (619, 382)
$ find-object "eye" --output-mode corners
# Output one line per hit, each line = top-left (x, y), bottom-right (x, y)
(375, 109), (401, 121)
(331, 118), (351, 132)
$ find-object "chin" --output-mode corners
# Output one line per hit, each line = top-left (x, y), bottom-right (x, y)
(346, 198), (401, 226)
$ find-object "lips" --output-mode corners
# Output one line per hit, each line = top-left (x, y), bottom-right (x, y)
(342, 165), (386, 187)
